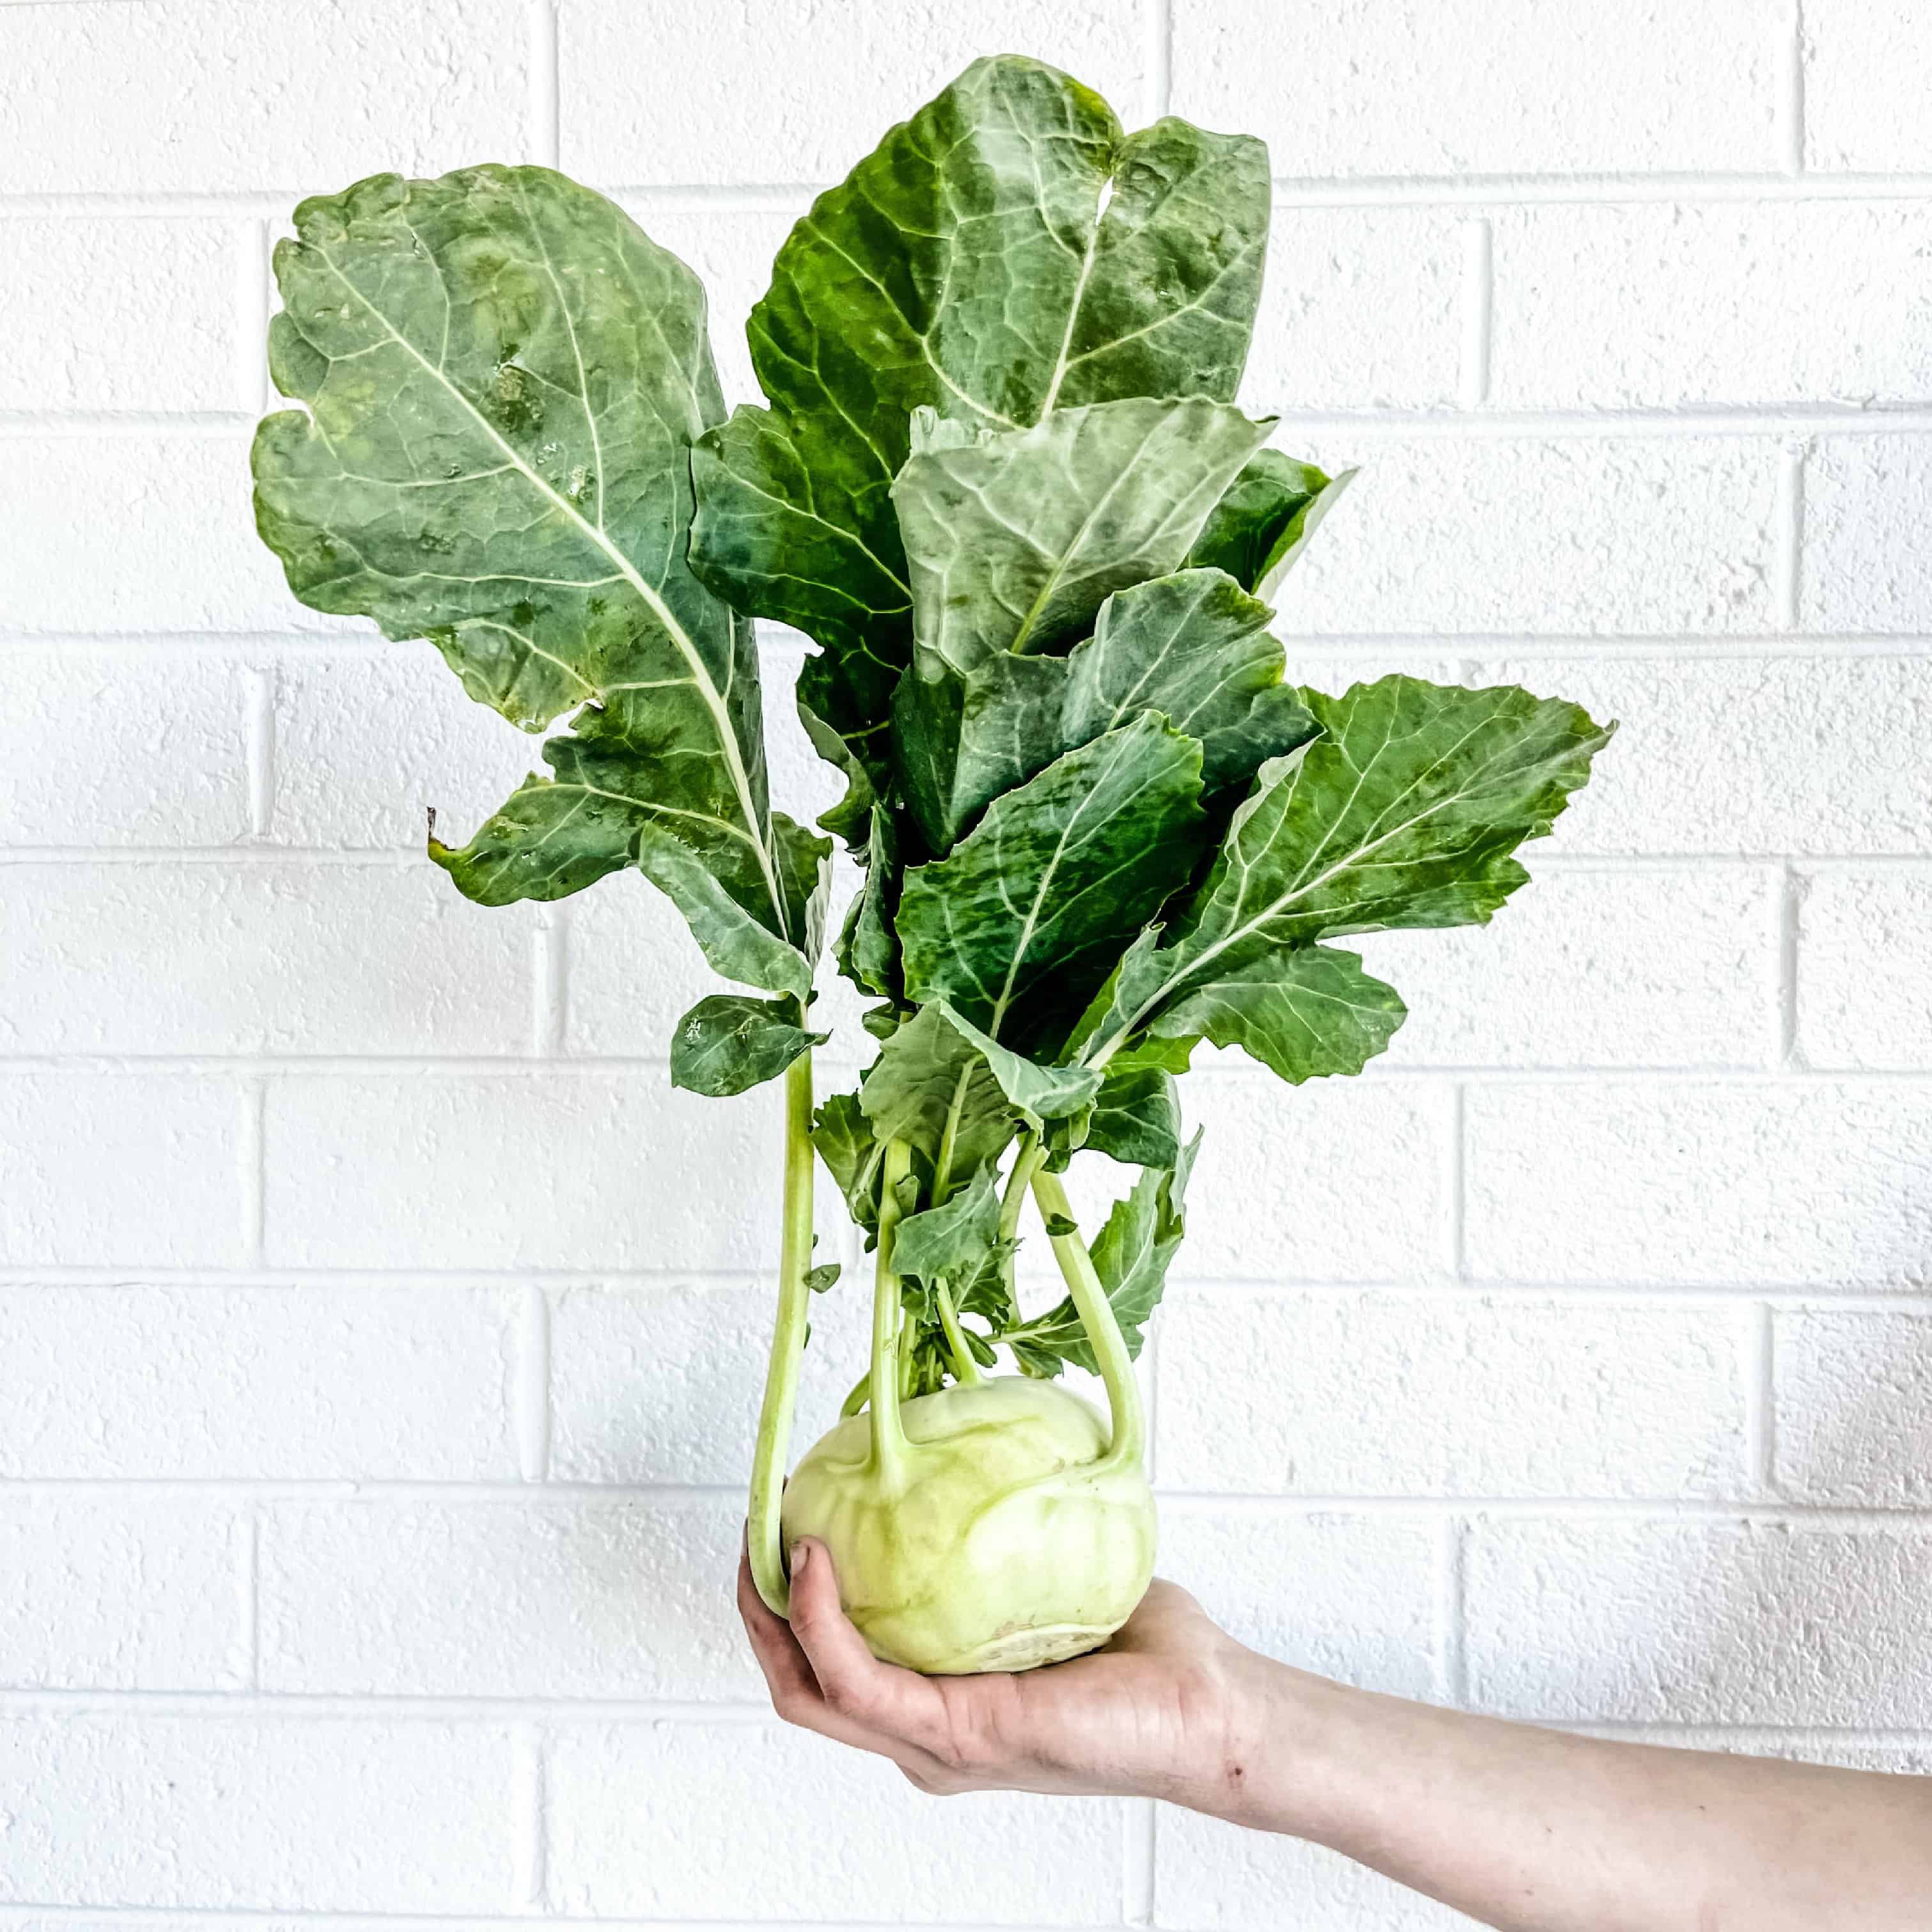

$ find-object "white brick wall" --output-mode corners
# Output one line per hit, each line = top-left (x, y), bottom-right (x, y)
(5, 4), (1931, 1928)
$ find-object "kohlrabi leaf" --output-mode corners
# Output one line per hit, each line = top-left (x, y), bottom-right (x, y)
(1004, 1136), (1197, 1377)
(1084, 1061), (1183, 1168)
(896, 566), (1318, 854)
(857, 1004), (1018, 1187)
(896, 714), (1210, 1048)
(812, 1090), (883, 1233)
(934, 1003), (1103, 1123)
(891, 398), (1277, 683)
(689, 54), (1271, 795)
(1144, 942), (1407, 1084)
(892, 1162), (1002, 1285)
(1187, 453), (1359, 598)
(832, 810), (900, 1000)
(669, 993), (827, 1098)
(251, 165), (818, 1004)
(1084, 678), (1616, 1063)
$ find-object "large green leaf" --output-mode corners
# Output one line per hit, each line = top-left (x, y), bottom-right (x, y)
(891, 398), (1276, 683)
(812, 1090), (884, 1233)
(1144, 943), (1406, 1084)
(896, 713), (1210, 1048)
(689, 54), (1271, 788)
(857, 1004), (1018, 1190)
(935, 1003), (1103, 1123)
(892, 1162), (1002, 1286)
(251, 165), (815, 992)
(896, 566), (1316, 853)
(1186, 451), (1359, 598)
(1086, 677), (1616, 1063)
(1084, 1060), (1182, 1168)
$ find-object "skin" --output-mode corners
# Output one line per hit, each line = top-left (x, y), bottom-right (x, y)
(740, 1541), (1932, 1932)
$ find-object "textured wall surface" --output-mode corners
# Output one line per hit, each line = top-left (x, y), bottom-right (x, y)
(3, 2), (1931, 1927)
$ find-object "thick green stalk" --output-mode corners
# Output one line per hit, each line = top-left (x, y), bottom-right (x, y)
(1029, 1164), (1146, 1474)
(869, 1137), (915, 1491)
(933, 1278), (984, 1386)
(746, 1049), (818, 1618)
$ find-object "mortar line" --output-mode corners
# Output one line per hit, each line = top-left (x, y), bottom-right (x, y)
(1443, 1083), (1467, 1280)
(237, 1077), (267, 1266)
(243, 664), (277, 839)
(1144, 0), (1172, 120)
(515, 1286), (552, 1485)
(1750, 1303), (1780, 1499)
(511, 1722), (549, 1911)
(1778, 860), (1803, 1066)
(1775, 442), (1806, 630)
(1780, 0), (1808, 176)
(234, 215), (270, 415)
(1440, 1515), (1469, 1706)
(527, 0), (559, 169)
(1123, 1796), (1157, 1926)
(529, 903), (569, 1058)
(1458, 217), (1493, 409)
(230, 1507), (260, 1692)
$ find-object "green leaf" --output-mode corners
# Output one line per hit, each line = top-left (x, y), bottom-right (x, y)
(1187, 453), (1359, 598)
(812, 1090), (883, 1233)
(892, 1163), (1002, 1285)
(1086, 678), (1616, 1061)
(1003, 1137), (1197, 1376)
(857, 1004), (1018, 1186)
(251, 165), (810, 982)
(1085, 1061), (1182, 1167)
(933, 1003), (1103, 1123)
(689, 54), (1270, 787)
(668, 993), (823, 1098)
(896, 566), (1317, 853)
(896, 713), (1209, 1048)
(804, 1264), (841, 1293)
(891, 398), (1277, 683)
(1147, 943), (1407, 1084)
(832, 809), (898, 1000)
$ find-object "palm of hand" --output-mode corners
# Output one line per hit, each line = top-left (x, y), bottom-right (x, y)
(738, 1538), (1247, 1803)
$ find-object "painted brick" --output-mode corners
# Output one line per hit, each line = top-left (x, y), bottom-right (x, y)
(550, 1276), (872, 1485)
(1077, 1071), (1447, 1283)
(1273, 439), (1781, 636)
(260, 1496), (754, 1699)
(0, 1284), (520, 1480)
(1803, 438), (1932, 633)
(1467, 1080), (1932, 1287)
(1797, 868), (1932, 1068)
(0, 649), (251, 847)
(0, 1499), (238, 1690)
(1465, 1520), (1932, 1725)
(1476, 654), (1932, 857)
(0, 861), (530, 1056)
(1773, 1309), (1932, 1506)
(1159, 1292), (1749, 1499)
(1154, 1812), (1474, 1931)
(549, 1721), (1123, 1922)
(0, 0), (530, 194)
(262, 1071), (800, 1271)
(1360, 865), (1777, 1069)
(1171, 0), (1783, 177)
(269, 647), (540, 850)
(1243, 208), (1463, 412)
(1160, 1511), (1441, 1699)
(561, 0), (1147, 185)
(0, 1073), (245, 1268)
(0, 1717), (518, 1910)
(1490, 203), (1932, 409)
(1, 220), (244, 413)
(1803, 1), (1932, 172)
(0, 436), (308, 633)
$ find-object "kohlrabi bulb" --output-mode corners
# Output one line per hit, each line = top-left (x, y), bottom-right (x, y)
(781, 1375), (1155, 1674)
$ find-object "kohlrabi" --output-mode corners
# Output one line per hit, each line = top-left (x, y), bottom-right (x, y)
(251, 53), (1614, 1674)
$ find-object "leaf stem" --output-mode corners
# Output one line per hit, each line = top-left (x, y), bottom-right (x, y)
(868, 1137), (915, 1490)
(747, 1048), (818, 1617)
(933, 1279), (984, 1386)
(998, 1131), (1046, 1311)
(1029, 1164), (1146, 1474)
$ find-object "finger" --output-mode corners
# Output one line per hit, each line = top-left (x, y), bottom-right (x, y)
(737, 1546), (959, 1782)
(784, 1538), (954, 1751)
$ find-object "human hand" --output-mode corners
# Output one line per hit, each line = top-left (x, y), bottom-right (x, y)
(736, 1536), (1258, 1807)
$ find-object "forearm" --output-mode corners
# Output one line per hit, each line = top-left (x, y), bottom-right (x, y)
(1196, 1654), (1932, 1932)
